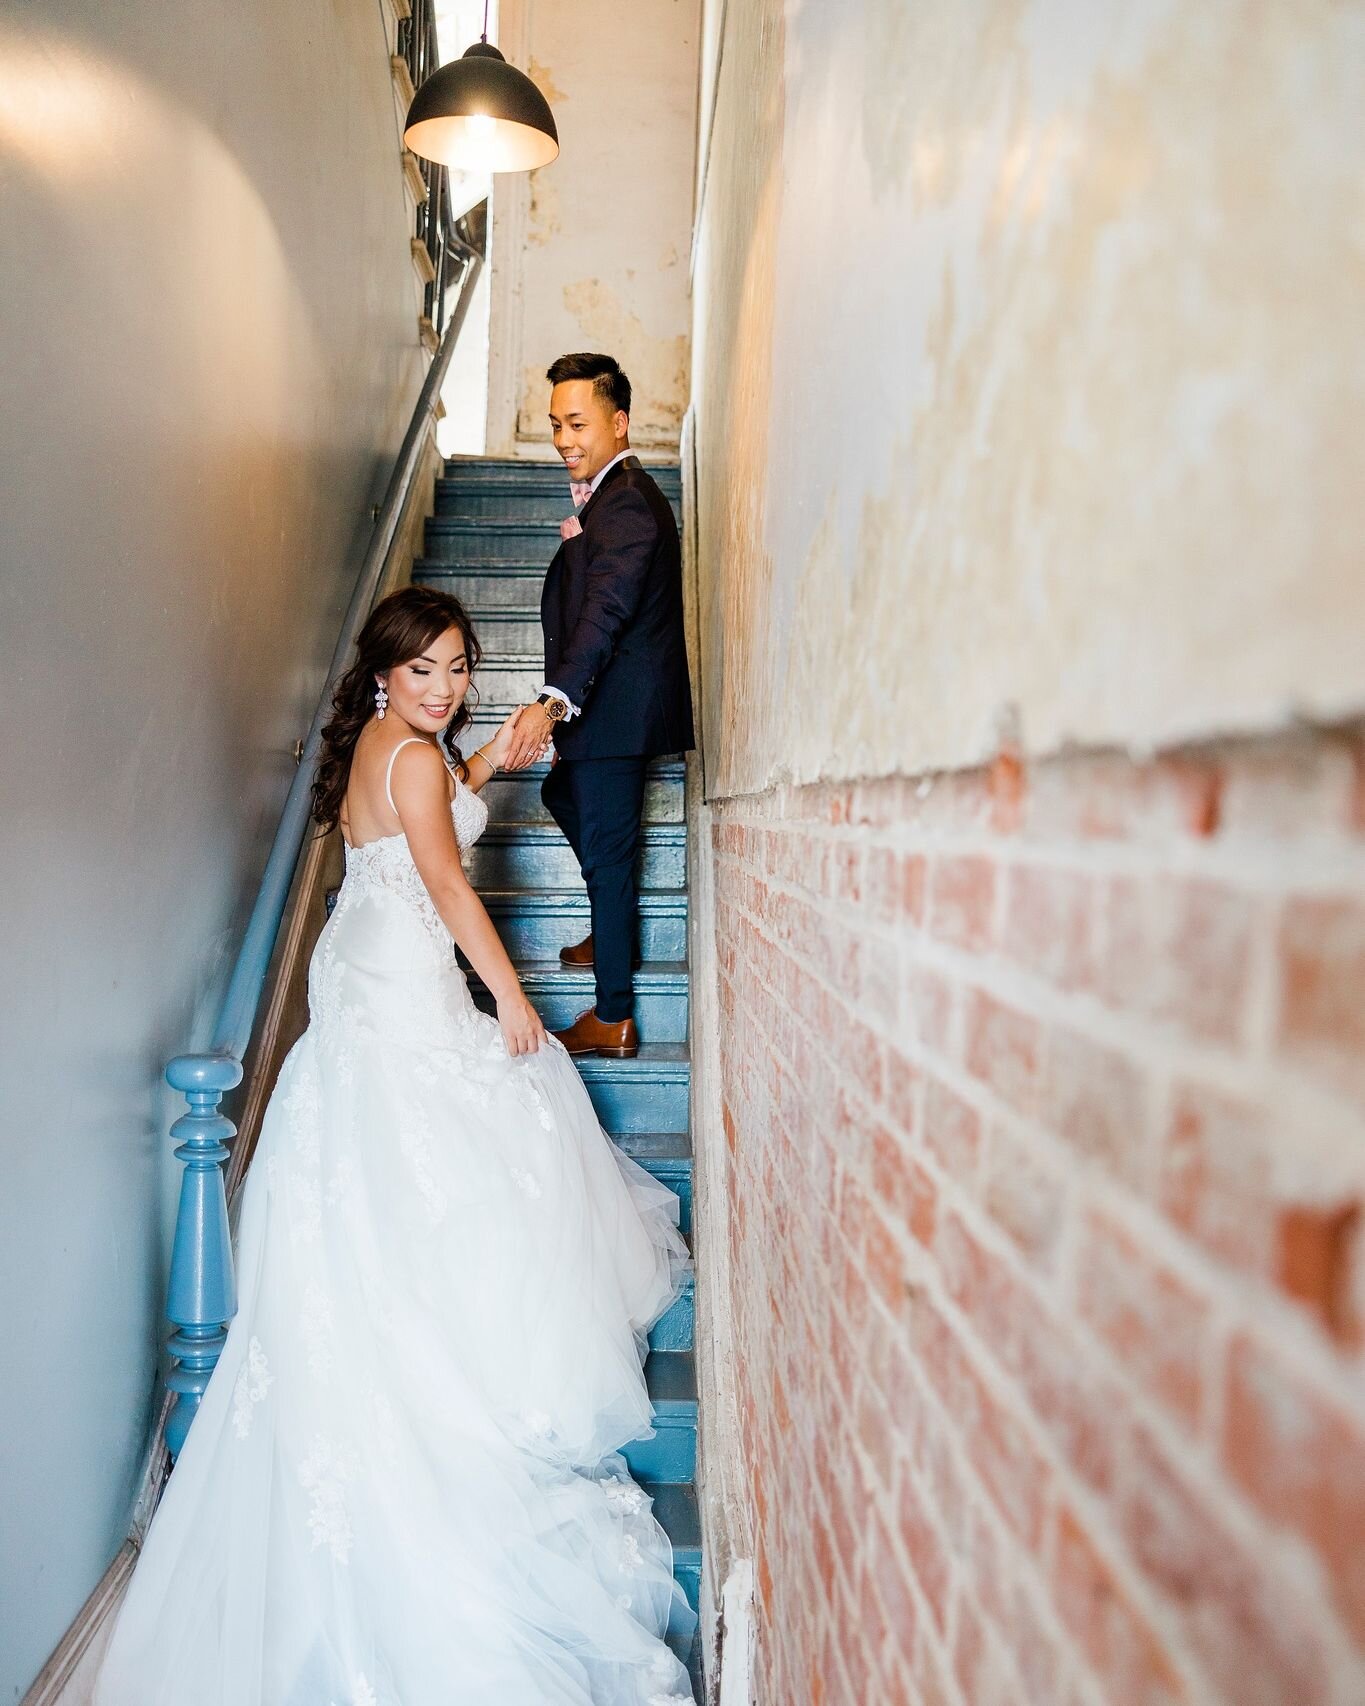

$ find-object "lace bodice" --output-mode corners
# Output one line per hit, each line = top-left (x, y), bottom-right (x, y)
(337, 778), (488, 948)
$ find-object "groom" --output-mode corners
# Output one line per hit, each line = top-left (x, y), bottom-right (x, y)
(503, 352), (694, 1058)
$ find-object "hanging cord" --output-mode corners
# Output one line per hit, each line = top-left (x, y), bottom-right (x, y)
(481, 0), (490, 43)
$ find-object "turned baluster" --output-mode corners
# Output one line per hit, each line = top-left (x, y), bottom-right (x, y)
(163, 1053), (243, 1457)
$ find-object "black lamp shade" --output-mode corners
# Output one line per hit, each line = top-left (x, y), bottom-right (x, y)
(404, 42), (559, 173)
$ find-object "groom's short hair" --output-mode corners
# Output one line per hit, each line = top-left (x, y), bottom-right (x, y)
(547, 352), (632, 419)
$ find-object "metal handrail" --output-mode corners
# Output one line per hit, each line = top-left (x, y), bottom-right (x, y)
(402, 0), (476, 337)
(161, 210), (485, 1457)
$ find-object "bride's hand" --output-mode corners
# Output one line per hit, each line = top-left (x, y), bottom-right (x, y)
(497, 988), (548, 1056)
(484, 706), (549, 774)
(483, 708), (523, 771)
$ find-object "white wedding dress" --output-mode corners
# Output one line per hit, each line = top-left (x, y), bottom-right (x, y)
(95, 750), (696, 1706)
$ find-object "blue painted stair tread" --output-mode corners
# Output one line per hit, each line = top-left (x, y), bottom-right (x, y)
(624, 1352), (697, 1484)
(481, 760), (686, 827)
(475, 888), (688, 961)
(426, 457), (700, 1695)
(465, 822), (687, 893)
(469, 960), (690, 1045)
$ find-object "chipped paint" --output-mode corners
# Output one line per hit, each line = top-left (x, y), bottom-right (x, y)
(489, 0), (700, 453)
(691, 0), (1365, 800)
(561, 278), (688, 440)
(526, 56), (568, 107)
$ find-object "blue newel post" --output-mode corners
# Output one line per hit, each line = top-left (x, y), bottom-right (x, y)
(164, 1052), (243, 1457)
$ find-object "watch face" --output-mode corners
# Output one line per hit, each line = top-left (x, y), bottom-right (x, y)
(541, 696), (566, 720)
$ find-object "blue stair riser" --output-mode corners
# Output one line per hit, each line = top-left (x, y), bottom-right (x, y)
(673, 1558), (701, 1621)
(428, 517), (688, 565)
(647, 1282), (694, 1353)
(468, 657), (545, 705)
(471, 972), (689, 1045)
(481, 763), (684, 827)
(645, 1480), (701, 1620)
(427, 517), (573, 563)
(465, 828), (687, 892)
(458, 609), (544, 654)
(437, 492), (684, 531)
(414, 562), (544, 609)
(477, 893), (688, 962)
(613, 1137), (693, 1238)
(577, 1055), (689, 1135)
(623, 1418), (697, 1484)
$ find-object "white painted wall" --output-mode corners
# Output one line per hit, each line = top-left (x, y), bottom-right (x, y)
(0, 2), (429, 1694)
(487, 0), (701, 458)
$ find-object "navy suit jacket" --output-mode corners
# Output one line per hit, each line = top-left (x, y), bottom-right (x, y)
(541, 456), (695, 761)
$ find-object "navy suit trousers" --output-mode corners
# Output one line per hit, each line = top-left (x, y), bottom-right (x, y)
(541, 756), (648, 1024)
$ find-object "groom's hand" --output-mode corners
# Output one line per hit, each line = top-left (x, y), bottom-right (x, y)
(504, 702), (555, 770)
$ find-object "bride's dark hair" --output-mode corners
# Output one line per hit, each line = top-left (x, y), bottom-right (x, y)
(312, 585), (483, 831)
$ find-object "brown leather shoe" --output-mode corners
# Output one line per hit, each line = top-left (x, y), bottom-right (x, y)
(553, 1008), (639, 1058)
(558, 933), (642, 971)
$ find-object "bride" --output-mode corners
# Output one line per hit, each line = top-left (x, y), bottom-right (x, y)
(94, 586), (696, 1706)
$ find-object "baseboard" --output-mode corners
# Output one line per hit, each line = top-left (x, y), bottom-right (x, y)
(19, 1542), (136, 1706)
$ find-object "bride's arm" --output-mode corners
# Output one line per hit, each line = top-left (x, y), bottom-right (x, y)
(391, 743), (548, 1056)
(462, 708), (547, 795)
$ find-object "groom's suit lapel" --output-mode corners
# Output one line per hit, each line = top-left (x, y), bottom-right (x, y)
(576, 454), (640, 530)
(545, 456), (640, 627)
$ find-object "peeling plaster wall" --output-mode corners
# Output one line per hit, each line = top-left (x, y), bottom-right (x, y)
(487, 0), (701, 455)
(690, 0), (1365, 799)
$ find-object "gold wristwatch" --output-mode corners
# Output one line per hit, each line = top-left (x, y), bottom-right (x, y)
(536, 693), (568, 721)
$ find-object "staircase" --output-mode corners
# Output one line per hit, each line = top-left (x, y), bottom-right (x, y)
(413, 457), (702, 1694)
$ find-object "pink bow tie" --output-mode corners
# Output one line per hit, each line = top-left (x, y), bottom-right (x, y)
(569, 479), (593, 508)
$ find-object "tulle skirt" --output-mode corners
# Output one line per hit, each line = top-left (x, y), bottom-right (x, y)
(94, 872), (696, 1705)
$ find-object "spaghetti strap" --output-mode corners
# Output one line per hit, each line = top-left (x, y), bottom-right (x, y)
(384, 738), (428, 815)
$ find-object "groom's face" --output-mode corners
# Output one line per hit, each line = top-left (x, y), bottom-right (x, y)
(549, 380), (629, 484)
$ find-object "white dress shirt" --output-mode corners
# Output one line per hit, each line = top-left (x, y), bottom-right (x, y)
(538, 450), (635, 720)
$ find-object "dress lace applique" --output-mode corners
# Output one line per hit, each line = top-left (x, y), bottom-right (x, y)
(288, 1171), (322, 1243)
(332, 780), (487, 965)
(621, 1534), (644, 1572)
(298, 1435), (360, 1564)
(397, 1111), (448, 1225)
(508, 1164), (542, 1199)
(509, 1063), (556, 1131)
(325, 1155), (359, 1208)
(328, 1676), (378, 1706)
(602, 1475), (647, 1516)
(231, 1337), (273, 1439)
(301, 1280), (334, 1378)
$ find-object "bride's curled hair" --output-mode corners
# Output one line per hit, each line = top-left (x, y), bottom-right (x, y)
(312, 585), (483, 831)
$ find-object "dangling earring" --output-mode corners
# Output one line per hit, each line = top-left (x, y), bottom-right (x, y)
(375, 680), (388, 720)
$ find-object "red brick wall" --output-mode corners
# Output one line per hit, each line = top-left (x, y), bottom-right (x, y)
(706, 730), (1365, 1704)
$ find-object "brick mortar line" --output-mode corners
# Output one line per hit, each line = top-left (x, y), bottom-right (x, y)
(804, 958), (1365, 1622)
(716, 856), (1365, 1146)
(718, 946), (1365, 1687)
(897, 1339), (1111, 1702)
(702, 791), (1365, 859)
(914, 1244), (1221, 1700)
(922, 1141), (1363, 1631)
(715, 894), (1360, 1381)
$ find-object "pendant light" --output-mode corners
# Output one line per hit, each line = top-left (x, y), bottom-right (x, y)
(403, 0), (558, 174)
